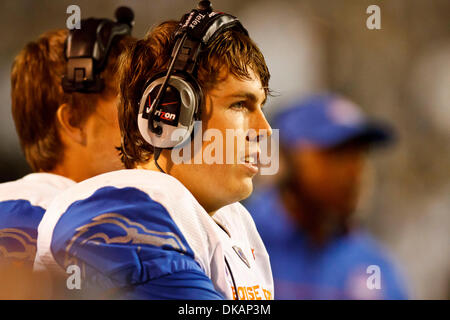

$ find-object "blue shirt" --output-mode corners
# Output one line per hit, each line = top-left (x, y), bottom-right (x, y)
(244, 187), (409, 299)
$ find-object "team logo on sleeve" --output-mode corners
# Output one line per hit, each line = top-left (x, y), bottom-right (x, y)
(0, 228), (37, 262)
(64, 213), (188, 269)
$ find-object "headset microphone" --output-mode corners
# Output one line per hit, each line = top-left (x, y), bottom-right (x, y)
(115, 6), (135, 27)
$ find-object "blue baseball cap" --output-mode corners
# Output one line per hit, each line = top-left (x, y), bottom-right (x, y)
(273, 93), (394, 149)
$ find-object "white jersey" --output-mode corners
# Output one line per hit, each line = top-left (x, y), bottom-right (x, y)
(35, 169), (273, 300)
(0, 173), (75, 263)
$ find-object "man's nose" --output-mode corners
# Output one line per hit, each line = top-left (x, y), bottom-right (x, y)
(247, 109), (272, 142)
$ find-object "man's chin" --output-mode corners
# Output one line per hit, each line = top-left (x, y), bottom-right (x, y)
(237, 177), (254, 201)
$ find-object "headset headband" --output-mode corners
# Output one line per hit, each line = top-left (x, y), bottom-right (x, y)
(171, 8), (248, 76)
(62, 7), (134, 93)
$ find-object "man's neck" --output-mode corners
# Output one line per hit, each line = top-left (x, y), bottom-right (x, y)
(47, 164), (83, 183)
(137, 158), (222, 217)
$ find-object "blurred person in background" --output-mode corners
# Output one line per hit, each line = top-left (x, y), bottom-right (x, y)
(0, 9), (134, 298)
(245, 93), (409, 299)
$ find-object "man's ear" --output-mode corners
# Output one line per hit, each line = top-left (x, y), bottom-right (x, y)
(56, 104), (87, 146)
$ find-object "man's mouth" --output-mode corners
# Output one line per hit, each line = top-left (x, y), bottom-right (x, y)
(242, 155), (257, 164)
(240, 152), (259, 174)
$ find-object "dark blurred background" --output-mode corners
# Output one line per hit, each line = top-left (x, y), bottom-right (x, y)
(0, 0), (448, 299)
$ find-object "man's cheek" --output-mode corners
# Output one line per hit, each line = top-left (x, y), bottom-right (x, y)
(224, 129), (247, 164)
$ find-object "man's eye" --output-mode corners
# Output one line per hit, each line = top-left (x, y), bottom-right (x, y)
(230, 101), (246, 110)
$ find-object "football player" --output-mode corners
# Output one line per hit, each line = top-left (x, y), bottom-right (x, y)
(0, 9), (134, 274)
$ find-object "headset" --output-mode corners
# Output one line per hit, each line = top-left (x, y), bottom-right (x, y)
(137, 0), (248, 153)
(62, 7), (134, 93)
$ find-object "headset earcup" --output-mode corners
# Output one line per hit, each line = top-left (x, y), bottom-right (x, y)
(138, 74), (202, 149)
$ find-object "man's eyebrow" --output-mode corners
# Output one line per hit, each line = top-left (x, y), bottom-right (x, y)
(226, 91), (267, 106)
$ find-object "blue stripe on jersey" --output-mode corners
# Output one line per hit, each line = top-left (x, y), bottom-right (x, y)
(51, 186), (207, 292)
(0, 200), (44, 263)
